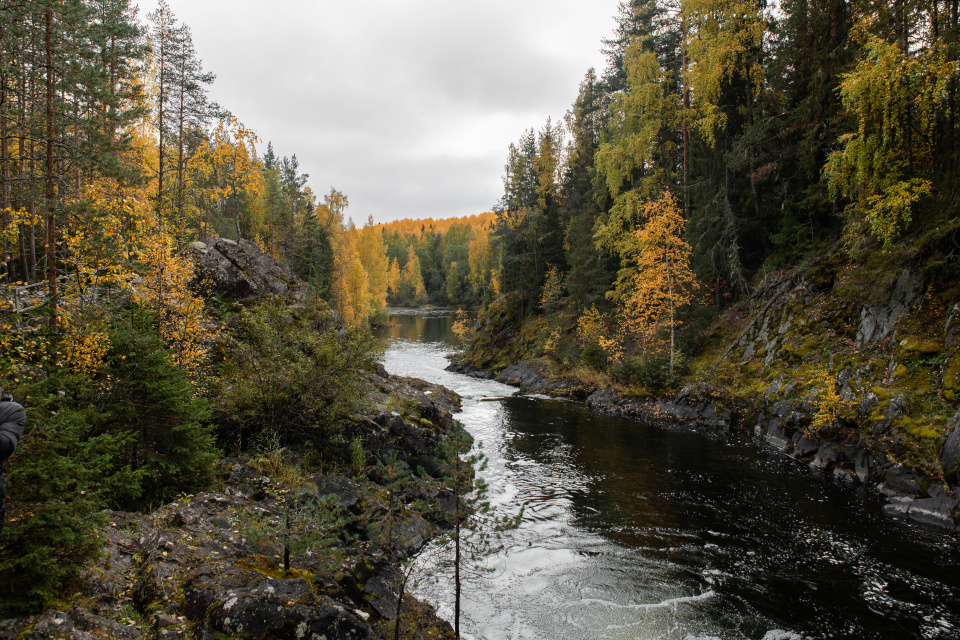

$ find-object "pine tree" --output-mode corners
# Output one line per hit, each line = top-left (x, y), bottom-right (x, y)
(167, 22), (218, 249)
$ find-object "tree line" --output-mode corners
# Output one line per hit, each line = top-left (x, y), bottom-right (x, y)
(378, 213), (496, 308)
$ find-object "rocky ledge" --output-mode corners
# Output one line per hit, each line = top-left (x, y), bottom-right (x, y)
(188, 238), (309, 305)
(0, 452), (455, 640)
(584, 384), (737, 433)
(446, 358), (735, 431)
(446, 359), (592, 400)
(447, 358), (960, 534)
(754, 389), (960, 533)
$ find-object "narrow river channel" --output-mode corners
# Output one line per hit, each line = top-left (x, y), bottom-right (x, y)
(374, 309), (960, 640)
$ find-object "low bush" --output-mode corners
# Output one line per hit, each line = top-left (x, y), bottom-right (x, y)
(211, 301), (382, 450)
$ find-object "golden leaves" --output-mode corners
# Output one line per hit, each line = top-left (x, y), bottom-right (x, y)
(136, 231), (218, 386)
(605, 192), (699, 372)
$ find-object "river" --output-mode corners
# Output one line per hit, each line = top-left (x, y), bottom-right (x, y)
(374, 309), (960, 640)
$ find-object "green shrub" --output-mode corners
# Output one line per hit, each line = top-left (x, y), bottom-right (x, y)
(94, 304), (218, 509)
(211, 301), (382, 450)
(0, 379), (138, 615)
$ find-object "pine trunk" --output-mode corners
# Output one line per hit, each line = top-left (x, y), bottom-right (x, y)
(45, 3), (57, 331)
(176, 62), (186, 252)
(681, 14), (691, 221)
(1, 43), (9, 284)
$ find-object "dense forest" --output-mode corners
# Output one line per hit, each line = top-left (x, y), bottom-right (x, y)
(1, 0), (959, 625)
(0, 0), (486, 622)
(467, 0), (960, 382)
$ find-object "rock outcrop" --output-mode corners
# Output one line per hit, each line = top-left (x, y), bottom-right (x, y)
(753, 390), (960, 533)
(585, 384), (736, 432)
(855, 268), (923, 346)
(942, 408), (960, 473)
(446, 359), (591, 400)
(188, 238), (308, 305)
(1, 455), (455, 639)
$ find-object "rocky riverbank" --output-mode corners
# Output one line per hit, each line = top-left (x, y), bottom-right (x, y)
(0, 368), (463, 640)
(446, 355), (960, 534)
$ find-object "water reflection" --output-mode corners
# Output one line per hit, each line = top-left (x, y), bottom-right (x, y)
(377, 309), (960, 640)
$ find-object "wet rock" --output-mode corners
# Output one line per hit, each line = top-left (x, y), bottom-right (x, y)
(764, 419), (791, 450)
(907, 497), (960, 529)
(883, 497), (912, 520)
(810, 445), (838, 471)
(854, 451), (876, 484)
(881, 466), (923, 498)
(833, 466), (856, 483)
(793, 436), (819, 459)
(496, 362), (551, 393)
(445, 361), (496, 380)
(586, 385), (733, 432)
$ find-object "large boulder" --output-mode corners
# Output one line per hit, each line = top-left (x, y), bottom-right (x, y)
(188, 237), (308, 304)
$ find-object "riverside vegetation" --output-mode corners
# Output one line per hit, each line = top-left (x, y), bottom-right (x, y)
(1, 0), (960, 634)
(0, 233), (498, 638)
(0, 2), (509, 637)
(445, 1), (960, 532)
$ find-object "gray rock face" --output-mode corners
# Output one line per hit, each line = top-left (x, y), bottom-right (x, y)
(314, 474), (360, 510)
(2, 609), (144, 640)
(856, 269), (922, 345)
(751, 398), (958, 533)
(793, 436), (820, 459)
(881, 466), (923, 498)
(764, 419), (791, 450)
(204, 575), (371, 640)
(810, 445), (839, 470)
(188, 237), (308, 304)
(941, 408), (960, 472)
(883, 497), (912, 520)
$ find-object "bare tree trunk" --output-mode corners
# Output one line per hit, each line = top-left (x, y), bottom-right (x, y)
(17, 45), (29, 282)
(681, 13), (691, 221)
(666, 244), (674, 378)
(45, 3), (57, 332)
(176, 64), (186, 252)
(156, 33), (166, 221)
(27, 55), (37, 283)
(393, 566), (412, 640)
(454, 511), (461, 639)
(454, 434), (462, 640)
(1, 42), (10, 284)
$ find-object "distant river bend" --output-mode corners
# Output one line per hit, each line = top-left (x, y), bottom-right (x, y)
(375, 308), (960, 640)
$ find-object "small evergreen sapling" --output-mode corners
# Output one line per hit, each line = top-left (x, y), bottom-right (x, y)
(432, 424), (524, 640)
(237, 483), (350, 574)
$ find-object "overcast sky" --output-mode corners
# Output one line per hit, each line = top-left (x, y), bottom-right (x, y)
(137, 0), (622, 224)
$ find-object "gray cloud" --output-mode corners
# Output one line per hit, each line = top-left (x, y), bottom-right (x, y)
(140, 0), (621, 222)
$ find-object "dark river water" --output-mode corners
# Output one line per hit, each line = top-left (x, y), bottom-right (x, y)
(374, 309), (960, 640)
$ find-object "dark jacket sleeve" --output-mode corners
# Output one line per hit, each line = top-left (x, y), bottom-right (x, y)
(0, 402), (25, 461)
